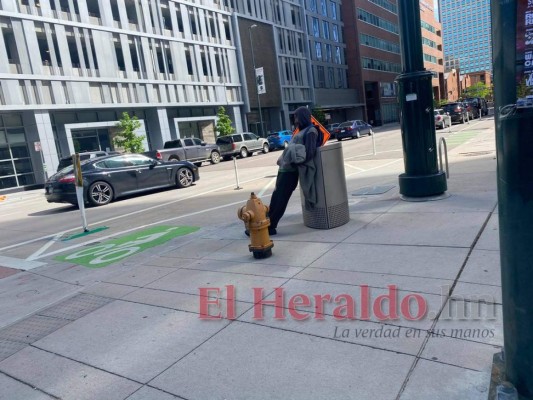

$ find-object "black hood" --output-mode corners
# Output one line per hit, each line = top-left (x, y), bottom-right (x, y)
(294, 107), (312, 130)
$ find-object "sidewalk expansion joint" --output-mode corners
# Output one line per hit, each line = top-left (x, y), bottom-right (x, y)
(393, 206), (498, 400)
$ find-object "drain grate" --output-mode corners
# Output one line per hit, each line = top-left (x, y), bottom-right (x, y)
(352, 185), (396, 196)
(0, 294), (112, 361)
(0, 315), (69, 344)
(0, 339), (27, 362)
(37, 293), (112, 321)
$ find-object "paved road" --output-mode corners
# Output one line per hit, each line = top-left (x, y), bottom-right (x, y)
(0, 118), (494, 265)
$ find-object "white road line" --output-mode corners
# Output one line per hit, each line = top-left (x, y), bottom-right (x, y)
(0, 255), (46, 271)
(344, 149), (403, 161)
(258, 176), (277, 198)
(26, 233), (64, 261)
(0, 174), (274, 253)
(344, 163), (366, 172)
(346, 159), (403, 178)
(35, 194), (273, 260)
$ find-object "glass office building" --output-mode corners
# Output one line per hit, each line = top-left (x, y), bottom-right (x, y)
(440, 0), (492, 74)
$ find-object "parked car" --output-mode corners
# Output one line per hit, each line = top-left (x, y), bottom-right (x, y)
(216, 133), (269, 159)
(267, 130), (293, 150)
(334, 120), (373, 141)
(326, 123), (340, 139)
(464, 97), (489, 117)
(56, 151), (119, 172)
(434, 109), (452, 129)
(45, 154), (199, 207)
(441, 102), (470, 124)
(144, 138), (220, 167)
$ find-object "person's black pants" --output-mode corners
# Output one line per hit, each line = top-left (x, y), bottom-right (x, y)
(268, 170), (299, 229)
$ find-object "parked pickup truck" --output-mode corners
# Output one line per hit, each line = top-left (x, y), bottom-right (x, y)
(144, 138), (221, 166)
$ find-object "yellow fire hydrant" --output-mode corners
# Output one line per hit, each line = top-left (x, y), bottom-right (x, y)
(238, 192), (274, 259)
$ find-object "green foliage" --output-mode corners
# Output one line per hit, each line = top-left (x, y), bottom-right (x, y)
(113, 112), (144, 153)
(517, 77), (533, 98)
(312, 107), (327, 126)
(435, 99), (449, 108)
(463, 82), (490, 99)
(215, 106), (235, 136)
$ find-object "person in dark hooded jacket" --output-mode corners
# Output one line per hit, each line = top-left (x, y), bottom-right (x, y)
(260, 106), (320, 235)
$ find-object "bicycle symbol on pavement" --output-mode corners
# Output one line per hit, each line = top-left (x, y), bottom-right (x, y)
(56, 226), (199, 268)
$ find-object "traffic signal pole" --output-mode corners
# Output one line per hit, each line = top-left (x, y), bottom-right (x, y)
(492, 0), (533, 397)
(396, 0), (447, 197)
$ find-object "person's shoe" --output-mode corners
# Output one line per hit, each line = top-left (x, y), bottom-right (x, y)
(244, 229), (250, 237)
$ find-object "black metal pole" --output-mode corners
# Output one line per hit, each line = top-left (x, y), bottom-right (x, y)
(396, 0), (447, 197)
(492, 0), (533, 397)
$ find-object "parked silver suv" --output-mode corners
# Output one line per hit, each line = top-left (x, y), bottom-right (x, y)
(216, 133), (269, 159)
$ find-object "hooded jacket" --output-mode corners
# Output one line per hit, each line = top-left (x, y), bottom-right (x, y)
(277, 107), (321, 209)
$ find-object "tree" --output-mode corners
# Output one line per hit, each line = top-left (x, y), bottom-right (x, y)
(463, 82), (490, 99)
(312, 107), (327, 126)
(215, 106), (235, 136)
(517, 77), (533, 98)
(113, 112), (144, 153)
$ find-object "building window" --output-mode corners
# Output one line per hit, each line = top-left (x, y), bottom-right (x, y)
(368, 0), (397, 14)
(308, 0), (317, 12)
(317, 66), (325, 88)
(320, 0), (327, 16)
(360, 33), (400, 54)
(315, 42), (322, 60)
(330, 1), (337, 20)
(325, 44), (332, 62)
(357, 9), (399, 34)
(335, 46), (341, 64)
(332, 24), (339, 42)
(362, 57), (401, 73)
(312, 17), (319, 37)
(322, 20), (330, 40)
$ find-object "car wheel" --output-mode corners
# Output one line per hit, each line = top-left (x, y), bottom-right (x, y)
(176, 167), (193, 188)
(240, 147), (248, 158)
(88, 181), (113, 206)
(369, 129), (374, 136)
(262, 143), (269, 154)
(355, 130), (361, 139)
(210, 151), (221, 164)
(168, 156), (180, 161)
(283, 141), (289, 149)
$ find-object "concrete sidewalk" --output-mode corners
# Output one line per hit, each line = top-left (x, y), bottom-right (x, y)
(0, 123), (501, 400)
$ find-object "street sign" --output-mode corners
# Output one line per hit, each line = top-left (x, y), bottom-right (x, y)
(34, 141), (41, 152)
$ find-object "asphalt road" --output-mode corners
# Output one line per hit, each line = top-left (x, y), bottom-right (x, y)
(0, 118), (494, 264)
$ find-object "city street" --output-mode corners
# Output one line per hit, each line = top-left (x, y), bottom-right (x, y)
(0, 120), (486, 263)
(0, 118), (501, 400)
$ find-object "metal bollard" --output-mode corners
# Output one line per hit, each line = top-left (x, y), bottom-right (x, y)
(233, 156), (242, 190)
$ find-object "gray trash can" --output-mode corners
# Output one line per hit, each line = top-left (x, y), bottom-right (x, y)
(301, 142), (349, 229)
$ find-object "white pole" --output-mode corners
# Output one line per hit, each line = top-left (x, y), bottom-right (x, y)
(73, 154), (89, 232)
(233, 156), (242, 190)
(371, 130), (377, 156)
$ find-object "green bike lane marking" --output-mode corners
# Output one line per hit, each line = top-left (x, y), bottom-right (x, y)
(56, 225), (199, 268)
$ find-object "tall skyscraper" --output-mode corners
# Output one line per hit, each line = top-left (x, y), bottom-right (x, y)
(439, 0), (492, 74)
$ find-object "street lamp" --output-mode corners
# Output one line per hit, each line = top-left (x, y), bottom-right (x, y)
(249, 24), (265, 137)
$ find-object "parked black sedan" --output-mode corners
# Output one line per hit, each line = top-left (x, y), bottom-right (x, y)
(45, 154), (199, 206)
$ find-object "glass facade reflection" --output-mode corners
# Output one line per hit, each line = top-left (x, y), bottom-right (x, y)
(0, 114), (34, 190)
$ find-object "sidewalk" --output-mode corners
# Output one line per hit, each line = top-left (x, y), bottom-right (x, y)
(0, 123), (501, 400)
